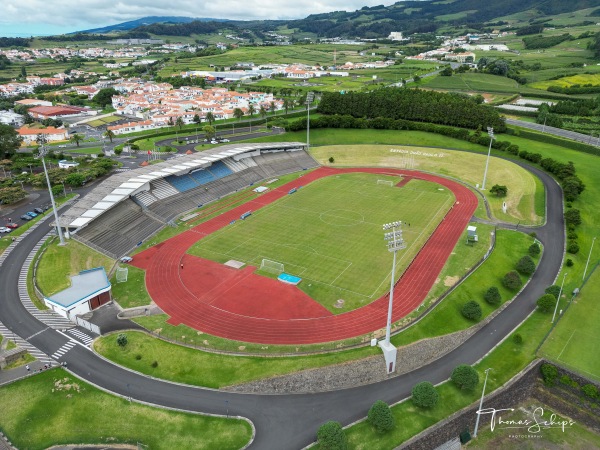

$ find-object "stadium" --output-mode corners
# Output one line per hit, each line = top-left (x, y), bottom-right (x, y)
(61, 143), (477, 345)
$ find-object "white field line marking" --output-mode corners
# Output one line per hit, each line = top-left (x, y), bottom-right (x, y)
(556, 330), (577, 361)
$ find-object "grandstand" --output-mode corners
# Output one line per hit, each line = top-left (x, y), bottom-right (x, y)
(62, 142), (317, 258)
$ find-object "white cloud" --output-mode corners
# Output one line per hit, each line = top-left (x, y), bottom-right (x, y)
(0, 0), (395, 34)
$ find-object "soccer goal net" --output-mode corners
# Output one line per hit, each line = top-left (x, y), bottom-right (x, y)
(377, 180), (394, 186)
(260, 259), (284, 274)
(116, 267), (129, 283)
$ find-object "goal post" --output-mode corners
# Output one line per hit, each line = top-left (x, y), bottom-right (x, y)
(260, 259), (284, 274)
(377, 180), (394, 186)
(116, 267), (129, 283)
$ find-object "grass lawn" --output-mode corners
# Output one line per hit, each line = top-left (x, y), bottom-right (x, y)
(311, 144), (543, 225)
(36, 239), (115, 296)
(64, 147), (103, 155)
(0, 369), (252, 450)
(110, 265), (153, 309)
(188, 172), (454, 311)
(422, 72), (523, 94)
(468, 400), (600, 449)
(538, 266), (600, 382)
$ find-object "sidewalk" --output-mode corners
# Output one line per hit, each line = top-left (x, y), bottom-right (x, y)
(0, 359), (56, 386)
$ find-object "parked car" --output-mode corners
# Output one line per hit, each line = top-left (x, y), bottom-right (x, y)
(221, 139), (230, 143)
(26, 211), (37, 217)
(0, 227), (11, 233)
(120, 256), (133, 263)
(6, 223), (19, 229)
(210, 140), (218, 144)
(33, 207), (44, 214)
(20, 215), (33, 221)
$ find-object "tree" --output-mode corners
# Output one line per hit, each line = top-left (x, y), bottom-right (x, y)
(545, 285), (561, 299)
(564, 209), (581, 227)
(103, 129), (115, 143)
(65, 172), (86, 186)
(490, 184), (508, 197)
(440, 66), (453, 77)
(270, 100), (276, 115)
(413, 75), (421, 83)
(516, 255), (536, 276)
(411, 381), (439, 408)
(117, 333), (128, 347)
(175, 116), (184, 130)
(201, 111), (213, 127)
(536, 294), (555, 313)
(529, 243), (541, 257)
(202, 125), (216, 141)
(502, 271), (522, 291)
(317, 421), (347, 450)
(367, 400), (394, 433)
(69, 133), (83, 147)
(283, 98), (291, 115)
(259, 105), (268, 123)
(233, 108), (244, 121)
(248, 104), (256, 118)
(461, 300), (482, 320)
(0, 124), (23, 159)
(484, 286), (501, 306)
(193, 113), (201, 124)
(451, 365), (479, 391)
(0, 186), (27, 204)
(92, 87), (119, 108)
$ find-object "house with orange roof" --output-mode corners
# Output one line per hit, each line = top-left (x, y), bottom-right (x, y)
(18, 125), (69, 144)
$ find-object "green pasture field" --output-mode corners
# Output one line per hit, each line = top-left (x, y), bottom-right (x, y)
(422, 72), (523, 94)
(0, 368), (251, 450)
(86, 115), (122, 127)
(188, 172), (454, 311)
(539, 266), (600, 382)
(530, 72), (600, 90)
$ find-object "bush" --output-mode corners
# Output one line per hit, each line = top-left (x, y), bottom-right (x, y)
(317, 421), (347, 450)
(537, 294), (556, 313)
(559, 375), (579, 388)
(513, 333), (523, 345)
(367, 400), (395, 433)
(328, 156), (335, 163)
(114, 147), (123, 156)
(461, 301), (483, 321)
(151, 360), (158, 368)
(116, 334), (128, 347)
(451, 365), (479, 391)
(566, 258), (574, 267)
(516, 255), (536, 276)
(412, 381), (439, 408)
(502, 271), (523, 291)
(541, 363), (559, 386)
(564, 209), (582, 227)
(135, 354), (142, 360)
(582, 384), (599, 400)
(567, 241), (580, 254)
(484, 286), (501, 306)
(545, 285), (561, 299)
(528, 243), (541, 257)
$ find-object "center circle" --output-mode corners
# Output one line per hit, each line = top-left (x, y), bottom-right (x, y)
(319, 209), (365, 226)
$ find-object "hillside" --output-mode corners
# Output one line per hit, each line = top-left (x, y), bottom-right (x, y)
(79, 16), (231, 34)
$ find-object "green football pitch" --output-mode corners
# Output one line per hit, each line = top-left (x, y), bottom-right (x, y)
(187, 172), (454, 312)
(539, 266), (600, 382)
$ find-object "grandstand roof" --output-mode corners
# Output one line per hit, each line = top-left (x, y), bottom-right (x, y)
(61, 142), (305, 229)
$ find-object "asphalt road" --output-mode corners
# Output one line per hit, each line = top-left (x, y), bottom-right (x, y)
(506, 118), (600, 148)
(0, 152), (564, 449)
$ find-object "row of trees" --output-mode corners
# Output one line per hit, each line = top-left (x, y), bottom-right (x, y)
(316, 89), (505, 131)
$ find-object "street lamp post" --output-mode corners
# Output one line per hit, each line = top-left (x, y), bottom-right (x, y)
(473, 368), (492, 438)
(481, 127), (494, 190)
(552, 272), (568, 323)
(305, 92), (314, 152)
(38, 139), (65, 245)
(380, 220), (406, 374)
(583, 237), (597, 282)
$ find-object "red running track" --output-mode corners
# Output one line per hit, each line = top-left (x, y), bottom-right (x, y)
(133, 167), (478, 344)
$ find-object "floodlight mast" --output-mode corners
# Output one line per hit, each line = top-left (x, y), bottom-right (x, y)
(305, 92), (314, 152)
(37, 135), (65, 245)
(481, 127), (494, 190)
(379, 220), (406, 374)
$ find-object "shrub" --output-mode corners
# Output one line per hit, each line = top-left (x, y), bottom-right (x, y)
(116, 334), (128, 347)
(151, 361), (158, 368)
(567, 241), (580, 254)
(545, 285), (561, 299)
(559, 375), (579, 388)
(461, 301), (483, 320)
(484, 286), (501, 306)
(516, 255), (536, 276)
(513, 333), (523, 345)
(566, 259), (574, 267)
(367, 400), (395, 433)
(582, 384), (599, 400)
(412, 381), (439, 408)
(564, 209), (582, 227)
(451, 365), (479, 391)
(114, 147), (123, 155)
(528, 243), (541, 257)
(317, 421), (347, 450)
(537, 294), (556, 313)
(135, 354), (142, 360)
(502, 271), (523, 291)
(328, 156), (335, 163)
(541, 363), (559, 386)
(490, 184), (508, 197)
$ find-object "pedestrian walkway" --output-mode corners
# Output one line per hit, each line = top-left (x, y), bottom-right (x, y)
(65, 327), (96, 346)
(51, 340), (76, 360)
(0, 321), (52, 365)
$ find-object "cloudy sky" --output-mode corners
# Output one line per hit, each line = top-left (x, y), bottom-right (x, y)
(1, 0), (396, 36)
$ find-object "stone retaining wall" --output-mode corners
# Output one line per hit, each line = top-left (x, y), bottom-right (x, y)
(0, 348), (27, 370)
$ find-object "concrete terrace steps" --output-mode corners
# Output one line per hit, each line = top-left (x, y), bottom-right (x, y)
(139, 167), (478, 344)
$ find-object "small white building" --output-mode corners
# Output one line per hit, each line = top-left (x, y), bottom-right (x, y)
(58, 160), (80, 169)
(43, 267), (112, 321)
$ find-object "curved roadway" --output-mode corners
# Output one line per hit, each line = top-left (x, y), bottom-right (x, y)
(0, 157), (564, 449)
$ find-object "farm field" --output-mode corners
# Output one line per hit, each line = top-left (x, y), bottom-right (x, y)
(539, 266), (600, 382)
(422, 72), (522, 94)
(188, 172), (454, 311)
(529, 73), (600, 90)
